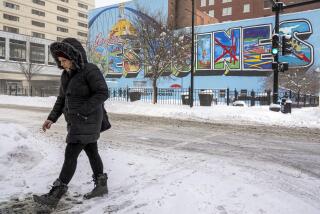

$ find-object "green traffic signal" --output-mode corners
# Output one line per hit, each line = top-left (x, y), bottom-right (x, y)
(272, 48), (278, 55)
(271, 34), (280, 55)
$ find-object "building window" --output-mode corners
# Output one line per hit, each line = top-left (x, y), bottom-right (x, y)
(32, 0), (45, 6)
(222, 7), (232, 16)
(30, 43), (45, 64)
(32, 9), (45, 17)
(32, 20), (45, 28)
(209, 0), (214, 5)
(3, 14), (19, 22)
(60, 0), (69, 2)
(78, 12), (88, 19)
(57, 6), (68, 13)
(57, 27), (68, 33)
(3, 2), (20, 10)
(77, 32), (87, 37)
(0, 38), (5, 59)
(48, 46), (56, 65)
(200, 0), (206, 7)
(57, 37), (64, 42)
(32, 32), (45, 39)
(9, 39), (26, 62)
(78, 3), (88, 9)
(264, 0), (272, 8)
(222, 0), (232, 3)
(57, 16), (69, 23)
(78, 22), (88, 28)
(208, 10), (215, 17)
(3, 26), (19, 34)
(243, 4), (250, 13)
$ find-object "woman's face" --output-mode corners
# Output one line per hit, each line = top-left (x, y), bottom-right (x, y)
(58, 57), (73, 71)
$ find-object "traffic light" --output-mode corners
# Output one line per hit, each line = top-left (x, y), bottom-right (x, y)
(282, 34), (293, 55)
(271, 34), (280, 55)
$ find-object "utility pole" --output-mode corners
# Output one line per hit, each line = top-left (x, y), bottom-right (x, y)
(190, 0), (195, 108)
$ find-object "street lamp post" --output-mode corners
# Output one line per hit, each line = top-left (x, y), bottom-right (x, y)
(190, 0), (195, 107)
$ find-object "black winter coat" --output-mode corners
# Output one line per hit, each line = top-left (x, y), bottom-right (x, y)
(48, 38), (109, 144)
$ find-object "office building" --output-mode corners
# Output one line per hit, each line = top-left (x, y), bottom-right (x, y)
(0, 0), (94, 93)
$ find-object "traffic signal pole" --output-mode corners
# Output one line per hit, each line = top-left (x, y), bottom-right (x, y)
(272, 0), (280, 104)
(270, 0), (320, 104)
(284, 0), (320, 9)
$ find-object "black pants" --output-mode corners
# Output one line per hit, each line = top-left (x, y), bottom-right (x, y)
(59, 142), (104, 185)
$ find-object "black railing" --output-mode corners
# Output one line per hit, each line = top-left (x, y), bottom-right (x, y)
(107, 87), (319, 107)
(0, 86), (318, 107)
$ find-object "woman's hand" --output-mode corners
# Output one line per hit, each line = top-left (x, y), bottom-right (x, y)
(42, 120), (54, 132)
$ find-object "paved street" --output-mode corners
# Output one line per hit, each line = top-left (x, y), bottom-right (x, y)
(0, 104), (320, 213)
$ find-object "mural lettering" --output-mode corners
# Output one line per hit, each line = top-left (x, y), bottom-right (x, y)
(89, 19), (314, 78)
(279, 19), (313, 68)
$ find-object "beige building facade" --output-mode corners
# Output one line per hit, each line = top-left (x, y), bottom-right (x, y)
(0, 0), (94, 95)
(0, 0), (94, 43)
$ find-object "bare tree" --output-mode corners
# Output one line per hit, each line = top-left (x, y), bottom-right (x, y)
(18, 62), (43, 95)
(13, 37), (46, 96)
(130, 6), (191, 103)
(262, 66), (320, 95)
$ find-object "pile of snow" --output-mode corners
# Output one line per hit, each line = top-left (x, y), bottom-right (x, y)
(106, 100), (320, 129)
(0, 123), (62, 198)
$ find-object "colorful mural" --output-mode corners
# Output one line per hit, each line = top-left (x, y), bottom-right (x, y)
(242, 25), (272, 71)
(89, 3), (318, 81)
(214, 28), (241, 74)
(279, 20), (313, 67)
(196, 34), (212, 71)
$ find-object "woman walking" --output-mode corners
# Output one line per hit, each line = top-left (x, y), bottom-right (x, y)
(33, 37), (110, 208)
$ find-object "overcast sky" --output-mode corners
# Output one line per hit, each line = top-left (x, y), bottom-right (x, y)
(95, 0), (131, 8)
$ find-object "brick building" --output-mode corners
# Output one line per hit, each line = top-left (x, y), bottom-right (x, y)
(168, 0), (219, 29)
(197, 0), (320, 23)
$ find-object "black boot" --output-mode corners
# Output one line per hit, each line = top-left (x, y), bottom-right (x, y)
(84, 173), (108, 199)
(33, 179), (68, 208)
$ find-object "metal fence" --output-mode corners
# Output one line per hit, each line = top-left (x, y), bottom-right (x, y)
(0, 85), (318, 108)
(108, 87), (319, 107)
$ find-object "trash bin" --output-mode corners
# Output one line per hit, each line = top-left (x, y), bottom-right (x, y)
(281, 98), (292, 113)
(129, 91), (141, 102)
(181, 94), (189, 105)
(198, 90), (213, 106)
(283, 99), (292, 113)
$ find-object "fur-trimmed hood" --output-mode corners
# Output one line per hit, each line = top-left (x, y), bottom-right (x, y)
(50, 38), (88, 70)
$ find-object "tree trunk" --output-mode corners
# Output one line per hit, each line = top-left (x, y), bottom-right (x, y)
(152, 78), (157, 104)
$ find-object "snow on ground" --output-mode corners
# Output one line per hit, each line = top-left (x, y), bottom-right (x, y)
(0, 95), (319, 129)
(0, 122), (320, 214)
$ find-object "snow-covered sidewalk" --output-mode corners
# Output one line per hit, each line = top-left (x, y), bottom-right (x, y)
(0, 95), (319, 129)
